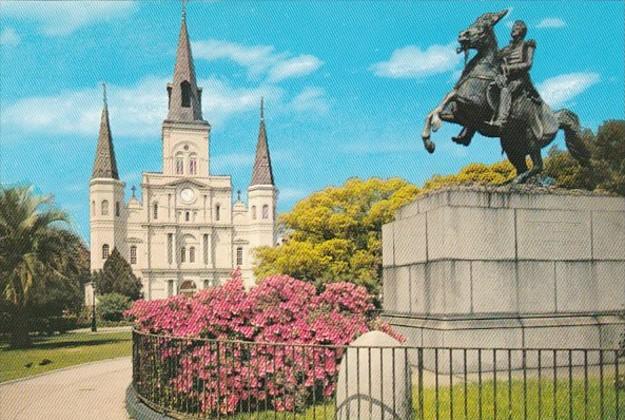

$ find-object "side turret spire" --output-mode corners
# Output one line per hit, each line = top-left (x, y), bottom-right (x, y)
(166, 1), (203, 122)
(250, 98), (274, 186)
(92, 83), (119, 179)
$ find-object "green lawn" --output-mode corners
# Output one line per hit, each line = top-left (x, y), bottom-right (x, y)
(417, 375), (625, 420)
(0, 330), (132, 382)
(230, 375), (625, 419)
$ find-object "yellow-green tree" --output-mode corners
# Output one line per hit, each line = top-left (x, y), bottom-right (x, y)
(255, 123), (623, 297)
(422, 160), (515, 191)
(254, 178), (420, 295)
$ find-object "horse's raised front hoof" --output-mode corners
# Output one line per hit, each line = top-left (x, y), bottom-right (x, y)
(423, 138), (436, 154)
(452, 135), (471, 146)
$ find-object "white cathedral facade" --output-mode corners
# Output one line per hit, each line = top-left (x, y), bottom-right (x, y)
(86, 11), (277, 302)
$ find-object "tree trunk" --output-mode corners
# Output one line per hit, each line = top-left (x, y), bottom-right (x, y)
(9, 310), (32, 348)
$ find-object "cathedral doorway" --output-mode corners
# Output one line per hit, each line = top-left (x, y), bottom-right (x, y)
(179, 280), (197, 297)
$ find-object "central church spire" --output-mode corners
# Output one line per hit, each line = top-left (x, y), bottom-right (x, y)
(166, 4), (203, 122)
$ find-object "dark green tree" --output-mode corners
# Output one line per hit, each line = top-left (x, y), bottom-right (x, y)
(544, 121), (625, 195)
(25, 230), (90, 325)
(593, 120), (625, 195)
(93, 248), (142, 300)
(0, 186), (82, 347)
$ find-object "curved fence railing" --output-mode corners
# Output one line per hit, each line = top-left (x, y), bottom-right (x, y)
(132, 329), (625, 419)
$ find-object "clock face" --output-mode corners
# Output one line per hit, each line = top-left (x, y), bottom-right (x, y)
(180, 188), (195, 203)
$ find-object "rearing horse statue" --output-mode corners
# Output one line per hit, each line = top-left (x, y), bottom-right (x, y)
(421, 10), (590, 184)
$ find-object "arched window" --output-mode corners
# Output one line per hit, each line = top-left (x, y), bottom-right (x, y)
(203, 279), (210, 289)
(181, 81), (191, 108)
(203, 234), (209, 264)
(167, 233), (173, 264)
(175, 153), (184, 175)
(236, 247), (243, 266)
(185, 211), (190, 222)
(167, 280), (175, 297)
(153, 202), (158, 220)
(251, 205), (257, 220)
(92, 201), (96, 216)
(130, 245), (137, 265)
(262, 204), (269, 219)
(180, 247), (186, 263)
(115, 201), (120, 217)
(102, 244), (110, 260)
(189, 154), (197, 175)
(189, 247), (195, 263)
(179, 280), (196, 297)
(101, 200), (109, 216)
(215, 204), (221, 221)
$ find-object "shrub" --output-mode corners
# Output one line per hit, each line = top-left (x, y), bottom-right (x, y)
(98, 293), (132, 322)
(93, 248), (143, 300)
(126, 270), (402, 415)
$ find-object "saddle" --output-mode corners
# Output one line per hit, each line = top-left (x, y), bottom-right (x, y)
(486, 83), (558, 142)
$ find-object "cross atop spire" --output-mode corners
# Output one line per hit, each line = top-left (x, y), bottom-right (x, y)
(166, 1), (204, 123)
(102, 82), (107, 106)
(92, 82), (119, 180)
(181, 0), (188, 20)
(250, 98), (274, 186)
(237, 189), (241, 201)
(131, 185), (137, 198)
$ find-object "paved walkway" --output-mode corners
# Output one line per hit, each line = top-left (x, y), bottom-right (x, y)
(0, 357), (131, 420)
(68, 325), (132, 334)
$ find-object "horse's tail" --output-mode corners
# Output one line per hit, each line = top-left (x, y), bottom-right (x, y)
(557, 108), (591, 166)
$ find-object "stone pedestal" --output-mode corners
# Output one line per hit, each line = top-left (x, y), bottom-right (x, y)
(381, 186), (625, 371)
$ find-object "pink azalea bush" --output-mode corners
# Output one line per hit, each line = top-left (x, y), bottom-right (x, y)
(126, 270), (402, 415)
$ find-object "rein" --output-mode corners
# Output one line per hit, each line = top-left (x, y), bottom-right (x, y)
(466, 75), (496, 81)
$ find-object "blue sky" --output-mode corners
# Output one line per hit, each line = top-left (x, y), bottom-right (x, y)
(1, 1), (624, 242)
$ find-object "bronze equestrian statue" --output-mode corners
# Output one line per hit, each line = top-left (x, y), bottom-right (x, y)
(421, 10), (590, 184)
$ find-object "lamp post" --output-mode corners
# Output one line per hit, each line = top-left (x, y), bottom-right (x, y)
(91, 282), (97, 332)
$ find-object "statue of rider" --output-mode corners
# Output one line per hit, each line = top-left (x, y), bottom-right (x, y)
(492, 19), (540, 127)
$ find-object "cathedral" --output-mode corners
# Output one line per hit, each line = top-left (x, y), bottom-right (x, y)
(86, 9), (277, 302)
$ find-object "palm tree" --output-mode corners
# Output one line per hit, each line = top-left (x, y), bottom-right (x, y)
(0, 186), (73, 347)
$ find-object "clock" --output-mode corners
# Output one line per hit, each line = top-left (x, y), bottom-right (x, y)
(180, 188), (195, 203)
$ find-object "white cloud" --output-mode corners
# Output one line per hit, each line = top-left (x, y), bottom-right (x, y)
(1, 1), (136, 36)
(1, 77), (165, 139)
(268, 55), (323, 82)
(288, 87), (329, 114)
(193, 39), (323, 81)
(278, 187), (308, 202)
(370, 43), (461, 79)
(536, 18), (566, 29)
(0, 27), (20, 46)
(1, 77), (330, 141)
(193, 40), (279, 76)
(537, 72), (600, 108)
(202, 79), (283, 122)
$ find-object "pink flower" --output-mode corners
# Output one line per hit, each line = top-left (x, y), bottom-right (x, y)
(127, 273), (402, 415)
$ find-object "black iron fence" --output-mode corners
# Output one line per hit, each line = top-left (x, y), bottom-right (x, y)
(132, 329), (625, 419)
